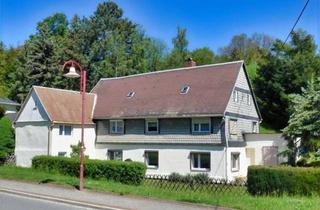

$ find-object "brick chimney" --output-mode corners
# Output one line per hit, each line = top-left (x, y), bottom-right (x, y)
(184, 58), (196, 67)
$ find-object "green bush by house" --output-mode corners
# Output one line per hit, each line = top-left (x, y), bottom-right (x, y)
(247, 166), (320, 196)
(0, 116), (15, 164)
(32, 156), (146, 185)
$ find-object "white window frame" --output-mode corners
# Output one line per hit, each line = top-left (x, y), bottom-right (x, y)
(59, 125), (73, 136)
(110, 120), (124, 134)
(231, 152), (240, 172)
(190, 152), (211, 171)
(145, 150), (159, 169)
(145, 119), (159, 134)
(233, 90), (239, 102)
(252, 121), (258, 133)
(180, 85), (190, 94)
(192, 118), (211, 133)
(107, 150), (123, 161)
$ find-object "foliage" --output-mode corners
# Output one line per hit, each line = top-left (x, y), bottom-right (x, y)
(70, 143), (81, 158)
(0, 42), (19, 97)
(32, 155), (146, 185)
(283, 77), (320, 165)
(190, 47), (216, 66)
(254, 30), (320, 130)
(0, 117), (15, 163)
(247, 166), (320, 196)
(168, 172), (211, 183)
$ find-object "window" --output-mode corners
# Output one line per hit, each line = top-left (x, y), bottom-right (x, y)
(233, 90), (238, 102)
(191, 152), (210, 171)
(192, 118), (210, 133)
(107, 150), (123, 161)
(231, 153), (240, 172)
(180, 85), (190, 94)
(145, 151), (158, 168)
(58, 152), (67, 157)
(247, 94), (251, 105)
(110, 120), (124, 134)
(127, 91), (135, 98)
(146, 119), (158, 134)
(252, 122), (258, 133)
(59, 125), (73, 136)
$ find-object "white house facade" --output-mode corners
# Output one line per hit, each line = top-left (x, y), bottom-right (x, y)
(15, 60), (286, 181)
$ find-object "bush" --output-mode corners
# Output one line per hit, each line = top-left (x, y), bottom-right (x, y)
(168, 172), (211, 184)
(32, 156), (146, 185)
(0, 117), (14, 164)
(247, 166), (320, 196)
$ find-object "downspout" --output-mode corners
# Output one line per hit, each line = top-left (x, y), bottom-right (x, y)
(223, 116), (229, 182)
(48, 122), (54, 156)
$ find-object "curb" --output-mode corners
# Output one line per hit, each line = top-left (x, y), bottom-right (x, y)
(0, 188), (129, 210)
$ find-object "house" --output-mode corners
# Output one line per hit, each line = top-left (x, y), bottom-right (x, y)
(14, 87), (96, 167)
(14, 60), (285, 180)
(0, 97), (20, 121)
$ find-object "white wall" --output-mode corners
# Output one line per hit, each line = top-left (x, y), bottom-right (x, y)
(95, 143), (226, 179)
(15, 121), (50, 167)
(245, 133), (287, 165)
(226, 147), (247, 180)
(50, 124), (96, 158)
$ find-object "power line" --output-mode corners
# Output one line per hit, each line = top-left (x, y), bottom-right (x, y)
(282, 0), (310, 45)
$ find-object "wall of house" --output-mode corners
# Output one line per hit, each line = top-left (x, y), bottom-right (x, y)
(50, 124), (96, 158)
(15, 121), (50, 167)
(224, 66), (260, 141)
(245, 133), (287, 165)
(95, 143), (227, 179)
(97, 117), (223, 136)
(15, 90), (51, 167)
(1, 104), (18, 114)
(226, 147), (247, 179)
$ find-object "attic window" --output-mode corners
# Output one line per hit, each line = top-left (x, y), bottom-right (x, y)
(127, 91), (135, 98)
(180, 85), (190, 94)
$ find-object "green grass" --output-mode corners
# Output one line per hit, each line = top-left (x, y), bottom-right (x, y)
(0, 165), (319, 210)
(259, 122), (279, 134)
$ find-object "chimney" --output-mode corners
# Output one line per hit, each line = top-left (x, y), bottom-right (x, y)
(184, 58), (196, 67)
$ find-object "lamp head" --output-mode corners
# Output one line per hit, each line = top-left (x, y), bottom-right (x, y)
(64, 65), (80, 78)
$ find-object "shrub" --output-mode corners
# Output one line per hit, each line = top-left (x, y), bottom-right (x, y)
(168, 172), (212, 184)
(247, 166), (320, 196)
(32, 156), (146, 185)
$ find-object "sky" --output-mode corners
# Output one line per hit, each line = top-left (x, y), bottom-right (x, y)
(0, 0), (319, 52)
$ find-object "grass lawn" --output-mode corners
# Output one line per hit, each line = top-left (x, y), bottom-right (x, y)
(259, 122), (279, 134)
(0, 165), (319, 210)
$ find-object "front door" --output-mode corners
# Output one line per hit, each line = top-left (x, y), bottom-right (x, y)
(262, 146), (278, 166)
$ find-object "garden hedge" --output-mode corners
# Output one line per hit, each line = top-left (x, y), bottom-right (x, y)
(32, 156), (146, 185)
(247, 166), (320, 196)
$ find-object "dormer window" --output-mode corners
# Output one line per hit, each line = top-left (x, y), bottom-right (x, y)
(127, 91), (135, 98)
(180, 85), (190, 94)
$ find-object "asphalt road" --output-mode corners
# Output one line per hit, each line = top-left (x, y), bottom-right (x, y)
(0, 191), (97, 210)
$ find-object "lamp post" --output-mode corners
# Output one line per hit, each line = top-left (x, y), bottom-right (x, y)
(61, 60), (86, 191)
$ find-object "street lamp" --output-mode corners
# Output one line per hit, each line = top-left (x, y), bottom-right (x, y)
(61, 59), (86, 191)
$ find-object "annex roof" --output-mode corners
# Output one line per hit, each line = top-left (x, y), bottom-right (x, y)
(92, 61), (244, 119)
(33, 86), (96, 124)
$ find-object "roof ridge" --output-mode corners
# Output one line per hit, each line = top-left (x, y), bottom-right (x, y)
(33, 86), (96, 95)
(98, 60), (244, 82)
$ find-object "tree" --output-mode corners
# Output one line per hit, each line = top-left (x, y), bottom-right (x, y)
(190, 47), (216, 65)
(0, 116), (15, 164)
(283, 77), (320, 165)
(254, 30), (320, 130)
(164, 27), (189, 68)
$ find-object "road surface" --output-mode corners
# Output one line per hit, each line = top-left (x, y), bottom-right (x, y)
(0, 191), (98, 210)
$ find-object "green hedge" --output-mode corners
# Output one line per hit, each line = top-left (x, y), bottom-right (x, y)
(247, 166), (320, 196)
(32, 156), (146, 185)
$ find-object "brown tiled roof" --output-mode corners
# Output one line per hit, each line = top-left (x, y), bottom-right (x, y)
(92, 61), (243, 119)
(34, 86), (96, 124)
